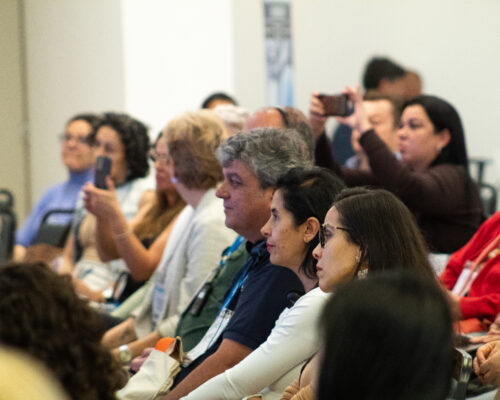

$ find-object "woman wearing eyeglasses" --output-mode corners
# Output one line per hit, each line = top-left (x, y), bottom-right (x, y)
(183, 168), (345, 400)
(59, 112), (154, 302)
(82, 133), (185, 303)
(277, 187), (438, 400)
(14, 113), (100, 261)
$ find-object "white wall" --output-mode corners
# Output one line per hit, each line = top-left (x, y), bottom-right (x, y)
(233, 0), (500, 183)
(121, 0), (234, 136)
(16, 0), (500, 215)
(24, 0), (125, 204)
(0, 0), (27, 220)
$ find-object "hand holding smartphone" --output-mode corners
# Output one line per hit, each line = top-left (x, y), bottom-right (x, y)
(95, 156), (112, 189)
(317, 94), (354, 117)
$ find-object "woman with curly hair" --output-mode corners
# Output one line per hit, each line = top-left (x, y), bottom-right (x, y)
(59, 112), (154, 302)
(0, 262), (125, 399)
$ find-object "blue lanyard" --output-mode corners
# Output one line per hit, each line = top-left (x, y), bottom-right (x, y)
(220, 256), (252, 311)
(219, 235), (245, 268)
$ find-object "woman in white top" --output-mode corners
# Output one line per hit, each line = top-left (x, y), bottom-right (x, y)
(183, 167), (345, 399)
(101, 110), (237, 361)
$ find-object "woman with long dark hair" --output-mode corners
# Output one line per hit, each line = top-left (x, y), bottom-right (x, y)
(315, 86), (482, 253)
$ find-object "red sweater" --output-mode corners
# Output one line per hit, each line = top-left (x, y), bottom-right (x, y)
(440, 212), (500, 320)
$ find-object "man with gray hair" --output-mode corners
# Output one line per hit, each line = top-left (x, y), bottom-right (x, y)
(163, 127), (313, 399)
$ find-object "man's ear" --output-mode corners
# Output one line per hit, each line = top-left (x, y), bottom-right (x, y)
(303, 217), (320, 244)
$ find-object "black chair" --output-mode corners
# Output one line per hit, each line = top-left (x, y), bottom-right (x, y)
(450, 348), (473, 400)
(0, 189), (16, 263)
(478, 183), (498, 219)
(33, 208), (75, 248)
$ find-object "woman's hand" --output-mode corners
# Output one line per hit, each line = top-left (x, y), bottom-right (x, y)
(83, 177), (120, 220)
(337, 85), (372, 134)
(474, 341), (500, 386)
(308, 92), (328, 140)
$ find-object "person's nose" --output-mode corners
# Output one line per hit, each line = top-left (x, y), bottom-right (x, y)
(216, 181), (229, 199)
(312, 243), (322, 260)
(260, 217), (272, 238)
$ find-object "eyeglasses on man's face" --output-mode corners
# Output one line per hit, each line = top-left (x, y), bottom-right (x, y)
(318, 224), (350, 248)
(59, 133), (93, 146)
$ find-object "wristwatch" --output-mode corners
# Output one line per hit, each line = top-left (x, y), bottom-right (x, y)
(119, 344), (133, 364)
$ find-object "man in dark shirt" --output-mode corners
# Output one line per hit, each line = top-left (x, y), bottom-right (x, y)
(164, 127), (313, 399)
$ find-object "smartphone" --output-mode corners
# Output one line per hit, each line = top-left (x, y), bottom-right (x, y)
(95, 156), (112, 189)
(318, 94), (354, 117)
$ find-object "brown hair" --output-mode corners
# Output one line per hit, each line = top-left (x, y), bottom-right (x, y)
(133, 190), (186, 240)
(164, 110), (226, 190)
(363, 90), (403, 128)
(0, 262), (125, 400)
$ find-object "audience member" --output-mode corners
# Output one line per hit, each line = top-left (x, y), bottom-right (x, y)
(0, 262), (125, 400)
(83, 133), (185, 302)
(0, 347), (69, 400)
(345, 90), (402, 171)
(317, 272), (453, 400)
(441, 211), (500, 329)
(59, 112), (152, 301)
(14, 113), (100, 261)
(150, 127), (313, 399)
(315, 86), (482, 253)
(310, 56), (421, 165)
(281, 187), (438, 399)
(474, 340), (500, 388)
(244, 106), (315, 161)
(184, 168), (345, 399)
(101, 110), (236, 360)
(212, 104), (250, 136)
(201, 92), (238, 109)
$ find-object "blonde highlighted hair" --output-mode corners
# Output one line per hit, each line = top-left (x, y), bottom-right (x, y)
(164, 110), (226, 190)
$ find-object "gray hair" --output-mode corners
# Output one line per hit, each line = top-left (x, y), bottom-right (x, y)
(216, 127), (314, 188)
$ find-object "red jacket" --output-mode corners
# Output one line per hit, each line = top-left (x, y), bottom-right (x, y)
(440, 212), (500, 320)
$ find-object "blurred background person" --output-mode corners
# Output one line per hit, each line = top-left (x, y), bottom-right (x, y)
(13, 113), (100, 261)
(0, 262), (125, 400)
(0, 347), (69, 400)
(315, 86), (482, 254)
(82, 133), (186, 304)
(309, 56), (421, 165)
(212, 104), (250, 136)
(201, 91), (238, 109)
(59, 112), (152, 301)
(317, 272), (453, 400)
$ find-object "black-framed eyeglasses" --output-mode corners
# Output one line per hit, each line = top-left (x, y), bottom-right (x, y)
(59, 133), (93, 146)
(319, 224), (350, 248)
(148, 149), (170, 165)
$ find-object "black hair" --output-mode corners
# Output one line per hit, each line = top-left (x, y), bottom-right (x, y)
(403, 95), (469, 171)
(91, 112), (150, 181)
(333, 187), (435, 281)
(201, 92), (238, 109)
(276, 168), (345, 279)
(67, 113), (102, 141)
(362, 57), (406, 90)
(318, 271), (453, 400)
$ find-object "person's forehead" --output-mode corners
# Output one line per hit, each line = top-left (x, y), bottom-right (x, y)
(224, 160), (257, 181)
(243, 109), (284, 131)
(364, 99), (393, 116)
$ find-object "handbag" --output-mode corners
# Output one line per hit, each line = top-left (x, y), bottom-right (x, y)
(117, 337), (184, 400)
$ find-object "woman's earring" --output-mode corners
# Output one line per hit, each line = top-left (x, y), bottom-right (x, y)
(357, 267), (368, 280)
(171, 176), (178, 184)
